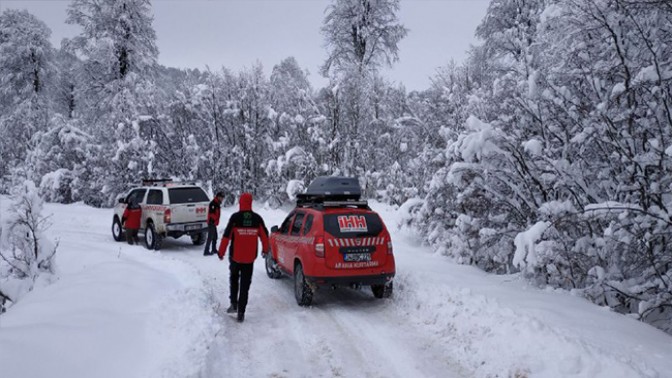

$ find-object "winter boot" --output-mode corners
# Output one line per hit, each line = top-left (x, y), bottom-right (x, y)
(226, 304), (237, 314)
(237, 311), (245, 323)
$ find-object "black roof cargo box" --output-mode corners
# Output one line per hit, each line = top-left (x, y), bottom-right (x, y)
(304, 176), (361, 197)
(296, 176), (368, 208)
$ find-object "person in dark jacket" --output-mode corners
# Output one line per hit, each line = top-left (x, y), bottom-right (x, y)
(122, 199), (142, 245)
(204, 192), (224, 256)
(218, 192), (269, 322)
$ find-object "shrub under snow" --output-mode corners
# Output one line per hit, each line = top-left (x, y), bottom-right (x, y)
(0, 180), (57, 313)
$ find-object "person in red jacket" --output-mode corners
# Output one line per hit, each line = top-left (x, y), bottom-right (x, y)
(204, 192), (224, 256)
(218, 192), (269, 322)
(122, 199), (142, 245)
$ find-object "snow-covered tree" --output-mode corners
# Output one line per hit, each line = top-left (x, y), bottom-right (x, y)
(0, 180), (57, 313)
(321, 0), (407, 76)
(0, 9), (53, 104)
(66, 0), (159, 205)
(52, 41), (80, 119)
(405, 0), (672, 333)
(0, 9), (54, 191)
(320, 0), (407, 178)
(265, 57), (322, 203)
(27, 115), (97, 203)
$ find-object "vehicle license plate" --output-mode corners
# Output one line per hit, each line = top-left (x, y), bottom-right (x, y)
(186, 224), (201, 231)
(344, 253), (371, 262)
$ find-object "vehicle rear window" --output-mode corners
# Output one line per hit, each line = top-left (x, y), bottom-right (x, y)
(323, 213), (384, 238)
(291, 213), (305, 236)
(168, 187), (209, 204)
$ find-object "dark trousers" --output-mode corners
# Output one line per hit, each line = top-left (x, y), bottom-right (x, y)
(126, 228), (139, 245)
(230, 260), (254, 314)
(204, 222), (217, 254)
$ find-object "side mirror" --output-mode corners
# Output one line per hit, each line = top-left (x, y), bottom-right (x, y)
(118, 198), (126, 204)
(271, 225), (279, 233)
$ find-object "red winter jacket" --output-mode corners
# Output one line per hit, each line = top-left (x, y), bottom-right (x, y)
(208, 197), (222, 226)
(122, 205), (142, 230)
(218, 193), (270, 264)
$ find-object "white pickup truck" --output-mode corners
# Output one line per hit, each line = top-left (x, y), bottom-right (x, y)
(112, 181), (210, 250)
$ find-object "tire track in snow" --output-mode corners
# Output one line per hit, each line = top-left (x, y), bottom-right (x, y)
(174, 246), (468, 378)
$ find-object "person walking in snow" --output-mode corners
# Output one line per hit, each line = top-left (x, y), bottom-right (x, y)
(217, 192), (270, 322)
(204, 192), (224, 256)
(122, 199), (142, 245)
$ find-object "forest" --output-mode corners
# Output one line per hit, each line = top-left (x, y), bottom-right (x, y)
(1, 0), (671, 333)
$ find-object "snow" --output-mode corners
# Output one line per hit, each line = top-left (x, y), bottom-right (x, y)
(539, 200), (576, 217)
(540, 4), (563, 24)
(523, 138), (543, 156)
(612, 82), (626, 97)
(584, 201), (642, 214)
(285, 179), (305, 201)
(1, 199), (672, 377)
(458, 116), (501, 162)
(39, 168), (70, 192)
(634, 65), (672, 84)
(513, 221), (551, 269)
(665, 144), (672, 157)
(284, 146), (306, 163)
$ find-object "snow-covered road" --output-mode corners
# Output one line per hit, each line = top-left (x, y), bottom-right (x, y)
(1, 200), (672, 378)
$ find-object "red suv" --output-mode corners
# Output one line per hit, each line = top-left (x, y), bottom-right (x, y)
(265, 177), (395, 306)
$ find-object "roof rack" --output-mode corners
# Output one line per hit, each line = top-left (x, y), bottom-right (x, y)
(296, 176), (369, 209)
(297, 197), (370, 209)
(142, 178), (173, 186)
(141, 178), (197, 187)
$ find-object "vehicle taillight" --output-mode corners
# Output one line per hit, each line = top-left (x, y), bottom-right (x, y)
(164, 209), (171, 224)
(315, 236), (325, 258)
(387, 240), (393, 255)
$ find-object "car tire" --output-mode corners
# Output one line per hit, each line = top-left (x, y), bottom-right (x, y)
(294, 263), (313, 306)
(371, 282), (393, 299)
(112, 217), (124, 242)
(191, 232), (206, 245)
(265, 253), (282, 279)
(145, 222), (163, 251)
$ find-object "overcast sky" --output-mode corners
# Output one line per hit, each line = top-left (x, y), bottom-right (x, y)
(1, 0), (490, 91)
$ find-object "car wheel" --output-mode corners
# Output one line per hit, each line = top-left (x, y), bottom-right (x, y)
(371, 282), (393, 299)
(191, 232), (206, 245)
(294, 263), (313, 306)
(265, 253), (282, 279)
(112, 217), (124, 242)
(145, 222), (163, 251)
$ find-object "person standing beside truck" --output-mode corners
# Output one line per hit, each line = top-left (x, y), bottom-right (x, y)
(122, 199), (142, 245)
(204, 192), (224, 256)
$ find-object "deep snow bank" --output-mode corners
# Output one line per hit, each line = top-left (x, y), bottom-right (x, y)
(0, 201), (220, 378)
(374, 202), (672, 378)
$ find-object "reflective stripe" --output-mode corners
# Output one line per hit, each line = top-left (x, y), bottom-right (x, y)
(330, 237), (390, 246)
